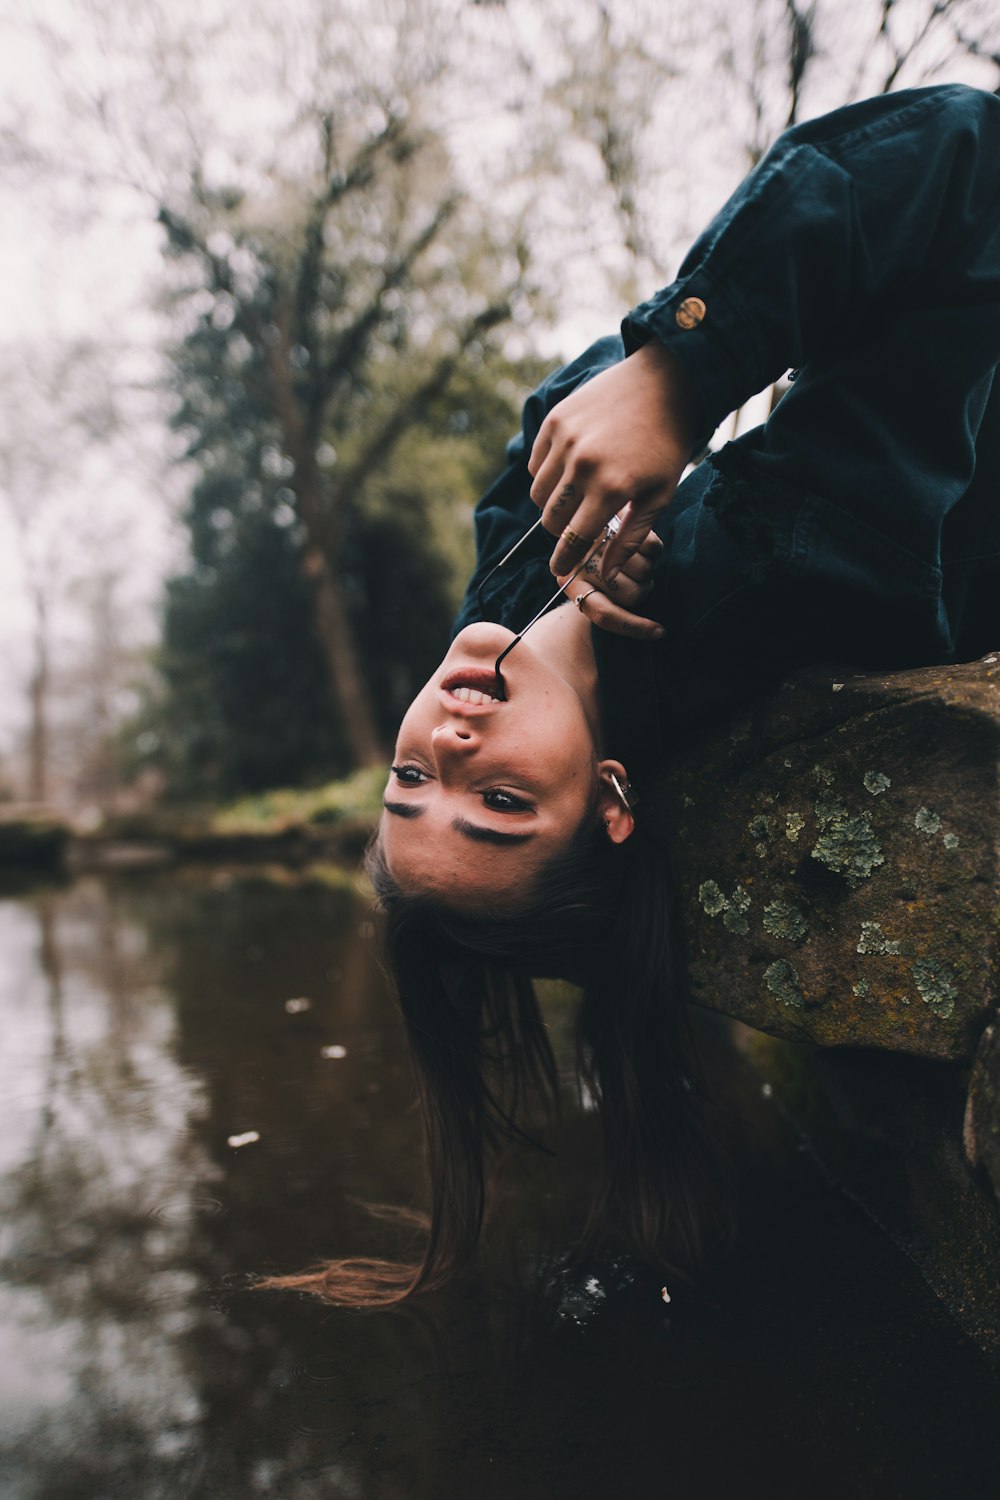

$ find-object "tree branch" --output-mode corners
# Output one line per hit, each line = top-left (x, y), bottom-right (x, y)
(333, 298), (512, 501)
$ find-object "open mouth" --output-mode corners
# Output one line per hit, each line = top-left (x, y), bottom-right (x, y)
(440, 668), (504, 704)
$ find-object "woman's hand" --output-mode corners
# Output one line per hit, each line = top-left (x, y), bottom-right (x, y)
(528, 340), (698, 581)
(560, 530), (665, 640)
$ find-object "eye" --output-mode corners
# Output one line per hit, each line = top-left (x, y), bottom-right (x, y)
(391, 763), (430, 786)
(482, 787), (533, 813)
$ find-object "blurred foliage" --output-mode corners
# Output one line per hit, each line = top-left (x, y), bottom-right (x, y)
(128, 298), (545, 797)
(145, 60), (545, 770)
(212, 765), (388, 834)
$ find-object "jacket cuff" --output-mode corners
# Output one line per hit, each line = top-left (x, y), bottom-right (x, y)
(621, 266), (764, 450)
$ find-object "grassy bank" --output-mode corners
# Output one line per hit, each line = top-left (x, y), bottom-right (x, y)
(210, 765), (385, 836)
(54, 766), (387, 871)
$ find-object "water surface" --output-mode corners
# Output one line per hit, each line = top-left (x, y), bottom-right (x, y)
(1, 869), (997, 1499)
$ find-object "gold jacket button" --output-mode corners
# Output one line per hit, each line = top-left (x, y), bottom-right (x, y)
(675, 296), (706, 330)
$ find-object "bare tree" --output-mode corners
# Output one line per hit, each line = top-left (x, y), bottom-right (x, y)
(0, 342), (119, 802)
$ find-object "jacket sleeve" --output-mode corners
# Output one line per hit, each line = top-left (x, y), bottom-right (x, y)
(622, 84), (1000, 446)
(451, 335), (624, 637)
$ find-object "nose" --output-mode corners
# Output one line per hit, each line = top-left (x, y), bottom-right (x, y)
(430, 721), (479, 769)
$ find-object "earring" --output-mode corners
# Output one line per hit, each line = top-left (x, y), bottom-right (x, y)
(608, 772), (637, 816)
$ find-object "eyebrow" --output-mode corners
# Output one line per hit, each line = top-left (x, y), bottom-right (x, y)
(382, 801), (536, 847)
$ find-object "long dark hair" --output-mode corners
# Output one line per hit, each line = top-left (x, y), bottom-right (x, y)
(261, 814), (724, 1306)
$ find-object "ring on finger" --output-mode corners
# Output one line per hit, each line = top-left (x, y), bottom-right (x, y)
(575, 588), (600, 612)
(561, 525), (592, 550)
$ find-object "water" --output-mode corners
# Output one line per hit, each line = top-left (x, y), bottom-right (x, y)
(1, 869), (998, 1500)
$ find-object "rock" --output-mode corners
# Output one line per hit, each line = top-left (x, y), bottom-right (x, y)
(967, 1022), (1000, 1202)
(650, 655), (1000, 1061)
(743, 1026), (1000, 1364)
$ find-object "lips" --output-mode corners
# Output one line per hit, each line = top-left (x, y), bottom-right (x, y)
(440, 668), (504, 702)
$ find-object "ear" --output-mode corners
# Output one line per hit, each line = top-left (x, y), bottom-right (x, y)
(597, 758), (636, 845)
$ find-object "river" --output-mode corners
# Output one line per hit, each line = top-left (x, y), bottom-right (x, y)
(1, 867), (997, 1499)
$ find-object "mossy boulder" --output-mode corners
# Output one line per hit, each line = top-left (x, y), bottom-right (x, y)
(968, 1021), (1000, 1203)
(650, 654), (1000, 1060)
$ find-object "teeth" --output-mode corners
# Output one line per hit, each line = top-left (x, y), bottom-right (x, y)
(452, 685), (497, 704)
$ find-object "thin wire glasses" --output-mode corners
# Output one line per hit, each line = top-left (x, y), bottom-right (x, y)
(476, 515), (621, 699)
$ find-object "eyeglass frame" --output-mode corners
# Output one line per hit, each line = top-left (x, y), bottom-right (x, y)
(476, 515), (622, 698)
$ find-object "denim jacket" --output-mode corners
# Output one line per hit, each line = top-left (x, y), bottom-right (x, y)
(454, 85), (1000, 780)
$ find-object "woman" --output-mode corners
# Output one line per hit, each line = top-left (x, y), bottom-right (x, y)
(273, 83), (1000, 1304)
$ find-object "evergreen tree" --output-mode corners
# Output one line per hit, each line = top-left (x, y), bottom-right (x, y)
(140, 306), (544, 798)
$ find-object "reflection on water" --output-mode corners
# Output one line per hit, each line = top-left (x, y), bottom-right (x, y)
(1, 869), (998, 1500)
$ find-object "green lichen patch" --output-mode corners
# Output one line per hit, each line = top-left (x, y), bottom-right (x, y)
(723, 886), (752, 935)
(914, 806), (942, 836)
(811, 811), (885, 886)
(852, 979), (871, 998)
(698, 879), (727, 917)
(812, 764), (835, 786)
(699, 880), (752, 934)
(749, 814), (774, 861)
(943, 832), (961, 850)
(763, 897), (810, 944)
(764, 959), (805, 1008)
(815, 790), (848, 828)
(863, 770), (891, 796)
(856, 921), (901, 956)
(912, 958), (959, 1019)
(785, 812), (805, 843)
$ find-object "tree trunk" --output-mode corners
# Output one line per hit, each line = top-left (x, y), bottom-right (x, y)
(262, 332), (386, 770)
(305, 547), (386, 768)
(28, 588), (49, 803)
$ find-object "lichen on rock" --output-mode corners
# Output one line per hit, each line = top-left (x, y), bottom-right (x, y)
(749, 814), (774, 859)
(914, 806), (942, 836)
(857, 921), (901, 956)
(723, 886), (752, 935)
(863, 770), (891, 795)
(764, 959), (805, 1008)
(912, 958), (959, 1019)
(698, 879), (727, 917)
(811, 810), (885, 886)
(785, 812), (805, 842)
(698, 880), (752, 934)
(815, 790), (848, 828)
(763, 897), (810, 944)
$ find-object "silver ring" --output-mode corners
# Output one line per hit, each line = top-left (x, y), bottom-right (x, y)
(604, 515), (622, 539)
(575, 588), (599, 612)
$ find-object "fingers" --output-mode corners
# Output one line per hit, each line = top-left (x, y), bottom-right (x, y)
(578, 548), (651, 608)
(546, 487), (666, 577)
(601, 494), (671, 581)
(564, 530), (664, 637)
(618, 529), (664, 585)
(549, 494), (628, 575)
(573, 587), (664, 641)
